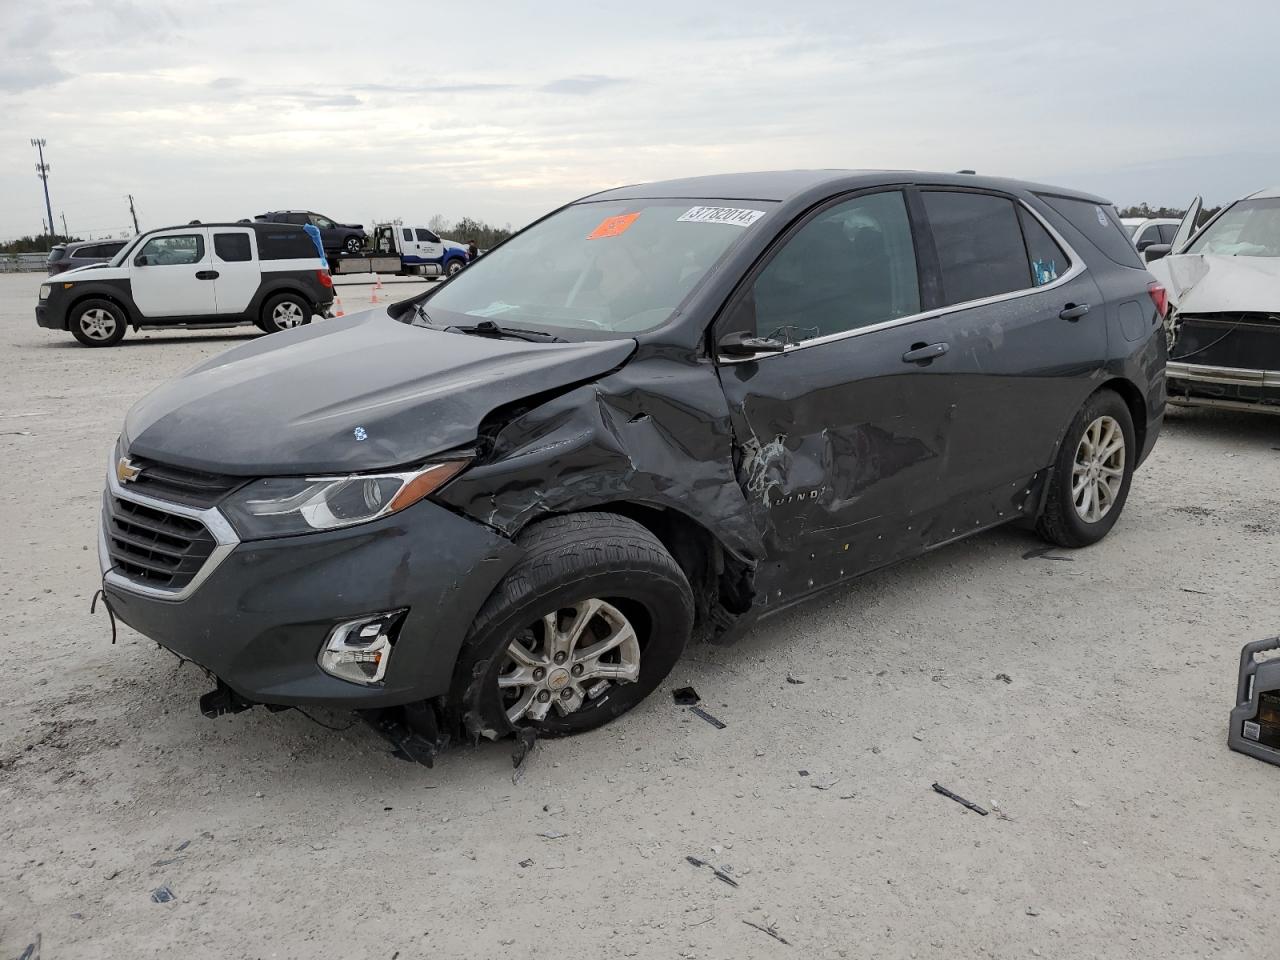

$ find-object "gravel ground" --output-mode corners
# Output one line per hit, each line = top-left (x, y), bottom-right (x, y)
(1, 269), (1278, 959)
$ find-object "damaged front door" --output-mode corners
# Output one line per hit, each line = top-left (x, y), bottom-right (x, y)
(715, 189), (954, 606)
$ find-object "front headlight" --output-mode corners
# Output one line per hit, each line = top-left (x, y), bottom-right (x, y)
(221, 460), (469, 539)
(39, 284), (51, 301)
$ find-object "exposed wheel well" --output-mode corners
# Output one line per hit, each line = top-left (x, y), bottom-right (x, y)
(524, 502), (754, 641)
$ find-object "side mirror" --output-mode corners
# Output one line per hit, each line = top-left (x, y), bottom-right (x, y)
(133, 254), (149, 266)
(1142, 243), (1172, 264)
(718, 330), (785, 358)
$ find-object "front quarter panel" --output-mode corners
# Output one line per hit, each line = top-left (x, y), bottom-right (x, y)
(436, 348), (765, 561)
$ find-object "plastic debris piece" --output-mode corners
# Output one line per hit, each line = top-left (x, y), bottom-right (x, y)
(518, 858), (534, 868)
(685, 855), (739, 887)
(995, 673), (1013, 684)
(672, 686), (700, 705)
(743, 919), (791, 945)
(538, 831), (567, 840)
(150, 885), (176, 904)
(689, 706), (726, 729)
(932, 783), (989, 816)
(785, 674), (806, 684)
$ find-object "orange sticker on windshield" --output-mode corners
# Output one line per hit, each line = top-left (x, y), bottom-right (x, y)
(588, 212), (640, 240)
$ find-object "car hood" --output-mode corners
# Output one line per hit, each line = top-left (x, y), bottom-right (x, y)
(59, 262), (123, 280)
(1149, 253), (1280, 314)
(123, 309), (636, 475)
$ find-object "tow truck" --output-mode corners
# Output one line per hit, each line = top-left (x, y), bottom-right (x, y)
(326, 222), (471, 277)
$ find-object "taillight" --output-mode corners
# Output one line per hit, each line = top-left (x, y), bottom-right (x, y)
(1148, 282), (1169, 319)
(317, 269), (333, 289)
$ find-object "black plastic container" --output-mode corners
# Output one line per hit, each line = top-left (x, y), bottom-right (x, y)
(1229, 636), (1280, 766)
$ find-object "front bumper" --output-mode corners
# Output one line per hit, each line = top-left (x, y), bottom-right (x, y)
(1166, 361), (1280, 415)
(36, 301), (64, 330)
(100, 470), (522, 708)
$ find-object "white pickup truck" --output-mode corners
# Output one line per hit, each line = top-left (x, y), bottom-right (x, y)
(328, 222), (472, 277)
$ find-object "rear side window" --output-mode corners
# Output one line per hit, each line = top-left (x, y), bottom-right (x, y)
(74, 245), (100, 258)
(1038, 195), (1145, 268)
(923, 191), (1030, 305)
(1157, 223), (1179, 244)
(258, 230), (317, 260)
(403, 228), (413, 242)
(1019, 208), (1070, 286)
(285, 213), (309, 225)
(214, 233), (252, 262)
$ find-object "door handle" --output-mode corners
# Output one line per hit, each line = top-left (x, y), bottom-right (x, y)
(195, 270), (219, 280)
(1059, 302), (1090, 321)
(902, 342), (949, 364)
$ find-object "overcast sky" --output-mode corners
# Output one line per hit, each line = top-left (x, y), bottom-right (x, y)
(2, 0), (1277, 240)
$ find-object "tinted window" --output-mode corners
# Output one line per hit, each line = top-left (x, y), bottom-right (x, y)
(1019, 207), (1070, 286)
(415, 228), (433, 242)
(285, 213), (309, 225)
(1135, 225), (1161, 248)
(924, 191), (1030, 305)
(1157, 223), (1179, 244)
(402, 228), (413, 242)
(1038, 195), (1145, 268)
(748, 191), (919, 344)
(258, 230), (318, 260)
(136, 234), (204, 266)
(74, 245), (102, 258)
(214, 232), (252, 262)
(102, 241), (126, 255)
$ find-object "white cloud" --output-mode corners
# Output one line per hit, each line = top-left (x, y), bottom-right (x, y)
(0, 0), (1276, 240)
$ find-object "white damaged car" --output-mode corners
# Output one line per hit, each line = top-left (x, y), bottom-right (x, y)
(1145, 188), (1280, 414)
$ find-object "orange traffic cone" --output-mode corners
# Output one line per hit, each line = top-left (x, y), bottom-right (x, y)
(332, 294), (345, 318)
(370, 277), (383, 304)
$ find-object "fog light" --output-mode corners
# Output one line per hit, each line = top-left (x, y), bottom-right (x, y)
(318, 610), (406, 685)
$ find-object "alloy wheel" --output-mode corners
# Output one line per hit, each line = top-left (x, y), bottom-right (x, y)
(79, 307), (117, 340)
(272, 301), (305, 328)
(498, 599), (641, 724)
(1072, 415), (1125, 523)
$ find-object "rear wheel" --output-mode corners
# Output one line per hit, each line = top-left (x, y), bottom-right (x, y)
(260, 292), (311, 333)
(69, 299), (127, 347)
(452, 513), (693, 739)
(1037, 389), (1135, 547)
(343, 235), (363, 254)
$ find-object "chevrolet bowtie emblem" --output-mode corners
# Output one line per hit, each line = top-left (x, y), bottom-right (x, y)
(116, 457), (143, 484)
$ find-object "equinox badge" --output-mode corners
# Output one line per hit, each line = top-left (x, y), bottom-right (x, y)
(116, 457), (143, 484)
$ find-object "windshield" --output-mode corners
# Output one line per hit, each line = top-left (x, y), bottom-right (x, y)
(109, 235), (143, 266)
(418, 198), (775, 337)
(1185, 198), (1280, 257)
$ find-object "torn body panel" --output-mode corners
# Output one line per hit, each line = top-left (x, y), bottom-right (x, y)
(437, 348), (766, 631)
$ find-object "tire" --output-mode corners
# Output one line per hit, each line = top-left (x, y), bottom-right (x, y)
(445, 258), (464, 277)
(453, 512), (694, 740)
(1036, 389), (1136, 548)
(69, 298), (127, 347)
(260, 292), (311, 333)
(343, 235), (363, 254)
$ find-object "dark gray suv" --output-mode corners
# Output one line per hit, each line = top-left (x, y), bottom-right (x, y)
(47, 239), (128, 275)
(254, 210), (366, 254)
(101, 170), (1167, 760)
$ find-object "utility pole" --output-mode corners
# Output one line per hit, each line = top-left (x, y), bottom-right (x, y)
(127, 194), (140, 234)
(60, 212), (69, 239)
(30, 139), (54, 240)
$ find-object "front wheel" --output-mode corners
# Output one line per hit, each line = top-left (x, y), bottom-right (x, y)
(260, 292), (311, 333)
(452, 513), (694, 739)
(1036, 389), (1136, 547)
(70, 299), (127, 347)
(445, 258), (464, 277)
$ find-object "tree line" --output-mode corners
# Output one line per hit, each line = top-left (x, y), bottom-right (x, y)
(425, 216), (514, 250)
(1117, 203), (1222, 224)
(0, 234), (81, 254)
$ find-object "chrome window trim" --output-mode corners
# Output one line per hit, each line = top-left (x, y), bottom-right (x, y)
(720, 197), (1085, 363)
(98, 451), (240, 603)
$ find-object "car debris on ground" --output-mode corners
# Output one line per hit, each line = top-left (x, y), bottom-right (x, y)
(932, 783), (990, 816)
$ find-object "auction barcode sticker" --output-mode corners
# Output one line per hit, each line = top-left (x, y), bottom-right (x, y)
(677, 206), (766, 227)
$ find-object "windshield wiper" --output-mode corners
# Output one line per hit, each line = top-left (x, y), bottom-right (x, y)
(445, 320), (566, 343)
